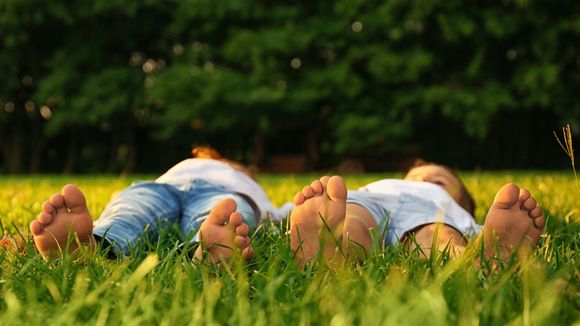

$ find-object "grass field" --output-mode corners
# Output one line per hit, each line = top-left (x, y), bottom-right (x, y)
(0, 172), (578, 325)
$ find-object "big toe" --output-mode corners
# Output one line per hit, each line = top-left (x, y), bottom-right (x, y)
(62, 184), (88, 214)
(327, 176), (347, 201)
(492, 183), (520, 209)
(208, 198), (237, 225)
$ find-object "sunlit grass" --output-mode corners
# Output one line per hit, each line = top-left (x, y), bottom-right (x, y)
(0, 172), (578, 325)
(554, 124), (578, 190)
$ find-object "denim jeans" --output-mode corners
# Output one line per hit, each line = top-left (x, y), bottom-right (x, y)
(92, 179), (257, 256)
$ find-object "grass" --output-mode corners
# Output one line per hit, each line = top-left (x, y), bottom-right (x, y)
(0, 172), (578, 325)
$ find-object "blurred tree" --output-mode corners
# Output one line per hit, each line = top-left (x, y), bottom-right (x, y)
(0, 0), (578, 173)
(0, 0), (42, 173)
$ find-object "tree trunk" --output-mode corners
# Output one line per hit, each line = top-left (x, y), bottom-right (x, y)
(253, 129), (264, 168)
(63, 130), (78, 174)
(0, 127), (4, 173)
(107, 123), (119, 173)
(122, 116), (137, 175)
(29, 116), (44, 173)
(7, 112), (24, 174)
(307, 128), (319, 170)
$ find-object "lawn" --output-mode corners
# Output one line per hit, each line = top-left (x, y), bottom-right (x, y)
(0, 172), (578, 325)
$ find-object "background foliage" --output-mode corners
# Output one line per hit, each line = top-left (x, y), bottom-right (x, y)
(1, 0), (579, 173)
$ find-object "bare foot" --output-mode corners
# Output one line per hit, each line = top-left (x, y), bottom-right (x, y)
(482, 183), (545, 262)
(193, 198), (253, 264)
(29, 184), (96, 259)
(290, 176), (347, 267)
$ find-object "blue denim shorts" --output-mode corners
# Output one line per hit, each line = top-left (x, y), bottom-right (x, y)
(92, 179), (257, 256)
(346, 190), (482, 245)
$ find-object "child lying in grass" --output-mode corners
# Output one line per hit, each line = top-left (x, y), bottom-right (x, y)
(4, 157), (545, 270)
(290, 161), (545, 267)
(25, 147), (291, 263)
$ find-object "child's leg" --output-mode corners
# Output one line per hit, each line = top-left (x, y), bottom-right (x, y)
(342, 204), (380, 260)
(311, 191), (471, 261)
(338, 206), (467, 260)
(91, 182), (182, 257)
(290, 177), (389, 266)
(404, 224), (467, 258)
(179, 184), (255, 263)
(348, 190), (475, 260)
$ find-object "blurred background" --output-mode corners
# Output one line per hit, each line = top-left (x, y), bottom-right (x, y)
(0, 0), (579, 174)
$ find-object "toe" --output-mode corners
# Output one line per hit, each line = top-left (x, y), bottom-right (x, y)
(229, 212), (243, 228)
(208, 198), (237, 225)
(62, 184), (88, 214)
(41, 201), (55, 214)
(319, 176), (330, 186)
(38, 212), (53, 225)
(242, 246), (254, 260)
(50, 194), (66, 211)
(30, 220), (43, 236)
(302, 186), (314, 198)
(310, 180), (323, 195)
(492, 183), (520, 209)
(533, 216), (546, 229)
(234, 235), (248, 248)
(518, 188), (531, 205)
(236, 223), (249, 236)
(529, 206), (543, 218)
(294, 192), (305, 205)
(327, 176), (347, 201)
(521, 196), (537, 211)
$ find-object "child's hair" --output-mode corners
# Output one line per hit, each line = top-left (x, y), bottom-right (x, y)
(191, 146), (254, 179)
(407, 159), (476, 216)
(191, 146), (223, 160)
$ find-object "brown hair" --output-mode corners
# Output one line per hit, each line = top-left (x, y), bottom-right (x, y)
(191, 146), (223, 160)
(191, 146), (255, 179)
(407, 159), (476, 216)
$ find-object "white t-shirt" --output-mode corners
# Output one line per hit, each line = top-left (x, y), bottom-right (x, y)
(156, 158), (292, 221)
(360, 179), (470, 215)
(358, 179), (480, 235)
